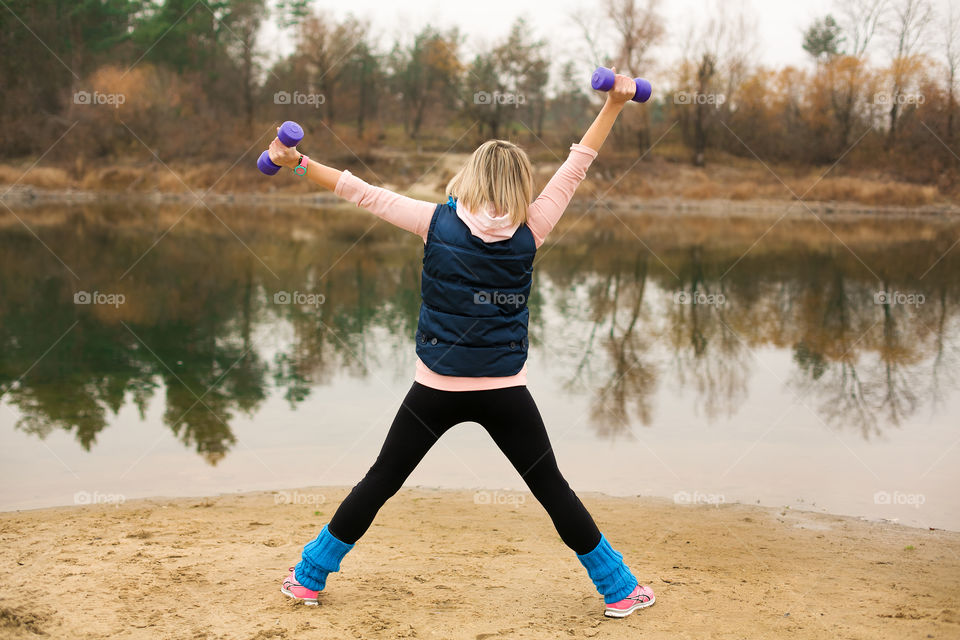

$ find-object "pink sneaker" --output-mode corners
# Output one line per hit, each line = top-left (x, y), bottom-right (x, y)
(281, 567), (319, 605)
(604, 584), (655, 618)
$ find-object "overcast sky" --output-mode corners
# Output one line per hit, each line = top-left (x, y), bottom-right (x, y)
(260, 0), (956, 91)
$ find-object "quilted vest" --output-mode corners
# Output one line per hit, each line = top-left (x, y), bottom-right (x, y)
(415, 197), (536, 376)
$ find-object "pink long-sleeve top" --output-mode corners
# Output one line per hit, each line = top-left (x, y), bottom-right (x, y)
(334, 142), (599, 391)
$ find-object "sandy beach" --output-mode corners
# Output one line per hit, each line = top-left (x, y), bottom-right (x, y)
(0, 486), (957, 639)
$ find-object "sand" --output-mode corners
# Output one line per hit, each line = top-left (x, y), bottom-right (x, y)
(0, 486), (958, 640)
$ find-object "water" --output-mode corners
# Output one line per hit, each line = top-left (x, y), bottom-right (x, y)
(1, 202), (958, 529)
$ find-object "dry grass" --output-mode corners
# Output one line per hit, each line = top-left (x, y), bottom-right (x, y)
(791, 176), (938, 206)
(0, 166), (72, 189)
(729, 181), (760, 200)
(681, 179), (723, 200)
(80, 167), (148, 191)
(0, 150), (953, 209)
(588, 153), (947, 207)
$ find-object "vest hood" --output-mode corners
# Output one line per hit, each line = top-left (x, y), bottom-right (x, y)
(452, 198), (523, 243)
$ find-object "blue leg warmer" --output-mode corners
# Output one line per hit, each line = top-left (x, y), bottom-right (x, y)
(294, 523), (355, 591)
(576, 533), (639, 604)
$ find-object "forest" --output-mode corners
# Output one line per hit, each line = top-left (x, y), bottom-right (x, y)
(1, 0), (958, 202)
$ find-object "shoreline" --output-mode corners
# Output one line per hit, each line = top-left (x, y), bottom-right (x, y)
(2, 184), (960, 219)
(2, 485), (954, 534)
(1, 485), (957, 639)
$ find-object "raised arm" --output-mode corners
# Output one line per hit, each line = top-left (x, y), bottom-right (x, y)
(526, 68), (637, 246)
(578, 67), (636, 152)
(267, 133), (436, 240)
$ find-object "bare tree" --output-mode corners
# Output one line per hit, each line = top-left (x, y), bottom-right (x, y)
(604, 0), (665, 150)
(810, 0), (887, 156)
(944, 3), (960, 140)
(571, 1), (664, 151)
(605, 0), (665, 72)
(570, 9), (609, 66)
(883, 0), (934, 148)
(838, 0), (889, 56)
(677, 0), (757, 166)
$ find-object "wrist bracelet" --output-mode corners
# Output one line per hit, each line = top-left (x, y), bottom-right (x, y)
(294, 154), (309, 176)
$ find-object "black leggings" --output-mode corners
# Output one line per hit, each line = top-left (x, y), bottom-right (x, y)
(328, 382), (602, 555)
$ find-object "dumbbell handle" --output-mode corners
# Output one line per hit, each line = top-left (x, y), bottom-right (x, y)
(591, 67), (652, 103)
(257, 121), (305, 175)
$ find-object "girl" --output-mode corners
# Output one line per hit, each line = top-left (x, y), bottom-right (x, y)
(270, 69), (655, 619)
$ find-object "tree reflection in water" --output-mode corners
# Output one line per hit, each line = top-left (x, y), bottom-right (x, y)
(1, 204), (957, 460)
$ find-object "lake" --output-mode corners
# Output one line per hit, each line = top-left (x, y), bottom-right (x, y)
(1, 201), (958, 529)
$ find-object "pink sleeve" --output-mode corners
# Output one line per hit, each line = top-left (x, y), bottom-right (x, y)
(334, 170), (436, 241)
(526, 143), (599, 247)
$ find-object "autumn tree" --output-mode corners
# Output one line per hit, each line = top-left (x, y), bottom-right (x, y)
(493, 18), (549, 139)
(387, 25), (462, 141)
(222, 0), (268, 131)
(0, 0), (141, 153)
(464, 18), (548, 141)
(675, 1), (756, 166)
(343, 40), (381, 138)
(548, 61), (593, 143)
(803, 2), (884, 159)
(296, 14), (368, 126)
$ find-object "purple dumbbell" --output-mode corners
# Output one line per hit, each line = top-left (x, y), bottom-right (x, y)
(257, 121), (305, 175)
(591, 67), (652, 103)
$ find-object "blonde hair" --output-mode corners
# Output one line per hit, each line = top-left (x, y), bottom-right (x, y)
(445, 140), (534, 227)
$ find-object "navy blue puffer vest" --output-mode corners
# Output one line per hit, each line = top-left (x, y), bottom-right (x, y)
(416, 197), (536, 377)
